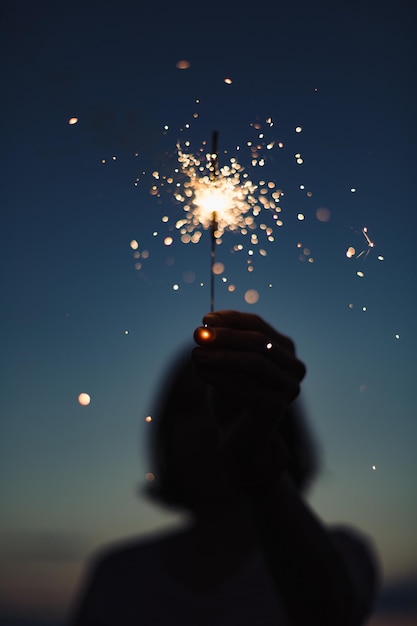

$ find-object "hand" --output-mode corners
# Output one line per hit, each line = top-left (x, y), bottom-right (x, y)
(192, 310), (306, 482)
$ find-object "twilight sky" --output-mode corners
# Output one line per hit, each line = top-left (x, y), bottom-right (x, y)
(1, 0), (416, 623)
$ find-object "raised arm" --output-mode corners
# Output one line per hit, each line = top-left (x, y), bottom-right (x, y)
(193, 310), (378, 626)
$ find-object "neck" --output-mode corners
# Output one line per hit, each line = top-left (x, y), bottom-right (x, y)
(190, 498), (258, 553)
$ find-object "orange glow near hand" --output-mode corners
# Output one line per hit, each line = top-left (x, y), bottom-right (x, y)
(194, 326), (215, 343)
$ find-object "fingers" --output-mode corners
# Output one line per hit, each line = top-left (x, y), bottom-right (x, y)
(202, 310), (296, 353)
(193, 347), (303, 399)
(194, 326), (306, 382)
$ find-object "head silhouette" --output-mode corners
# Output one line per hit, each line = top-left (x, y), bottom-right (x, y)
(144, 346), (320, 513)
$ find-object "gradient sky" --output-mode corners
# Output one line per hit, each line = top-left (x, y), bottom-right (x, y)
(1, 0), (416, 622)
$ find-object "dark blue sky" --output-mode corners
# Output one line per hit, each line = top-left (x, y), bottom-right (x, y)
(1, 0), (416, 622)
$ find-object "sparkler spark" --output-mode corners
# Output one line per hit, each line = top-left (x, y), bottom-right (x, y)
(132, 117), (332, 304)
(356, 227), (375, 259)
(347, 226), (377, 262)
(169, 131), (284, 309)
(175, 146), (262, 238)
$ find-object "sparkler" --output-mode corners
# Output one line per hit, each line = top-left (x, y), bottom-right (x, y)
(172, 131), (276, 311)
(209, 131), (219, 312)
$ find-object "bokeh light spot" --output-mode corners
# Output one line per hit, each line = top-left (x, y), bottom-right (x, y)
(244, 289), (259, 304)
(176, 59), (190, 69)
(316, 207), (331, 222)
(212, 262), (225, 275)
(78, 393), (91, 406)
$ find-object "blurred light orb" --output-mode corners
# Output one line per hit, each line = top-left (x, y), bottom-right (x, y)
(183, 270), (196, 283)
(78, 393), (91, 406)
(212, 262), (225, 275)
(164, 237), (173, 246)
(316, 207), (331, 222)
(346, 247), (356, 258)
(295, 126), (302, 133)
(130, 239), (139, 250)
(68, 117), (78, 125)
(176, 59), (191, 69)
(244, 289), (259, 304)
(297, 213), (305, 221)
(224, 77), (233, 84)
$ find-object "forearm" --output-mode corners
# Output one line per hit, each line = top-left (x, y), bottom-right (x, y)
(245, 471), (375, 626)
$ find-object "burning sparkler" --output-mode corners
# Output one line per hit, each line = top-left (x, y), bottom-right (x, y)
(209, 131), (219, 312)
(170, 127), (288, 310)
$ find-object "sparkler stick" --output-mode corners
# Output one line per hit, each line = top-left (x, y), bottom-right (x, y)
(210, 131), (219, 312)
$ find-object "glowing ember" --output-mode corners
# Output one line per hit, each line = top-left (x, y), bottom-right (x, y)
(196, 327), (215, 342)
(176, 59), (191, 69)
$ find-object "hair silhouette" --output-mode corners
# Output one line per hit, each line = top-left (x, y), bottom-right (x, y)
(144, 346), (320, 511)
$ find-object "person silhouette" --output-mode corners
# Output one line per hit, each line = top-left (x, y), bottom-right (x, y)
(70, 310), (379, 626)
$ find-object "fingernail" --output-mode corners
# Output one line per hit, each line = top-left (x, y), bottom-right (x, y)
(203, 313), (222, 326)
